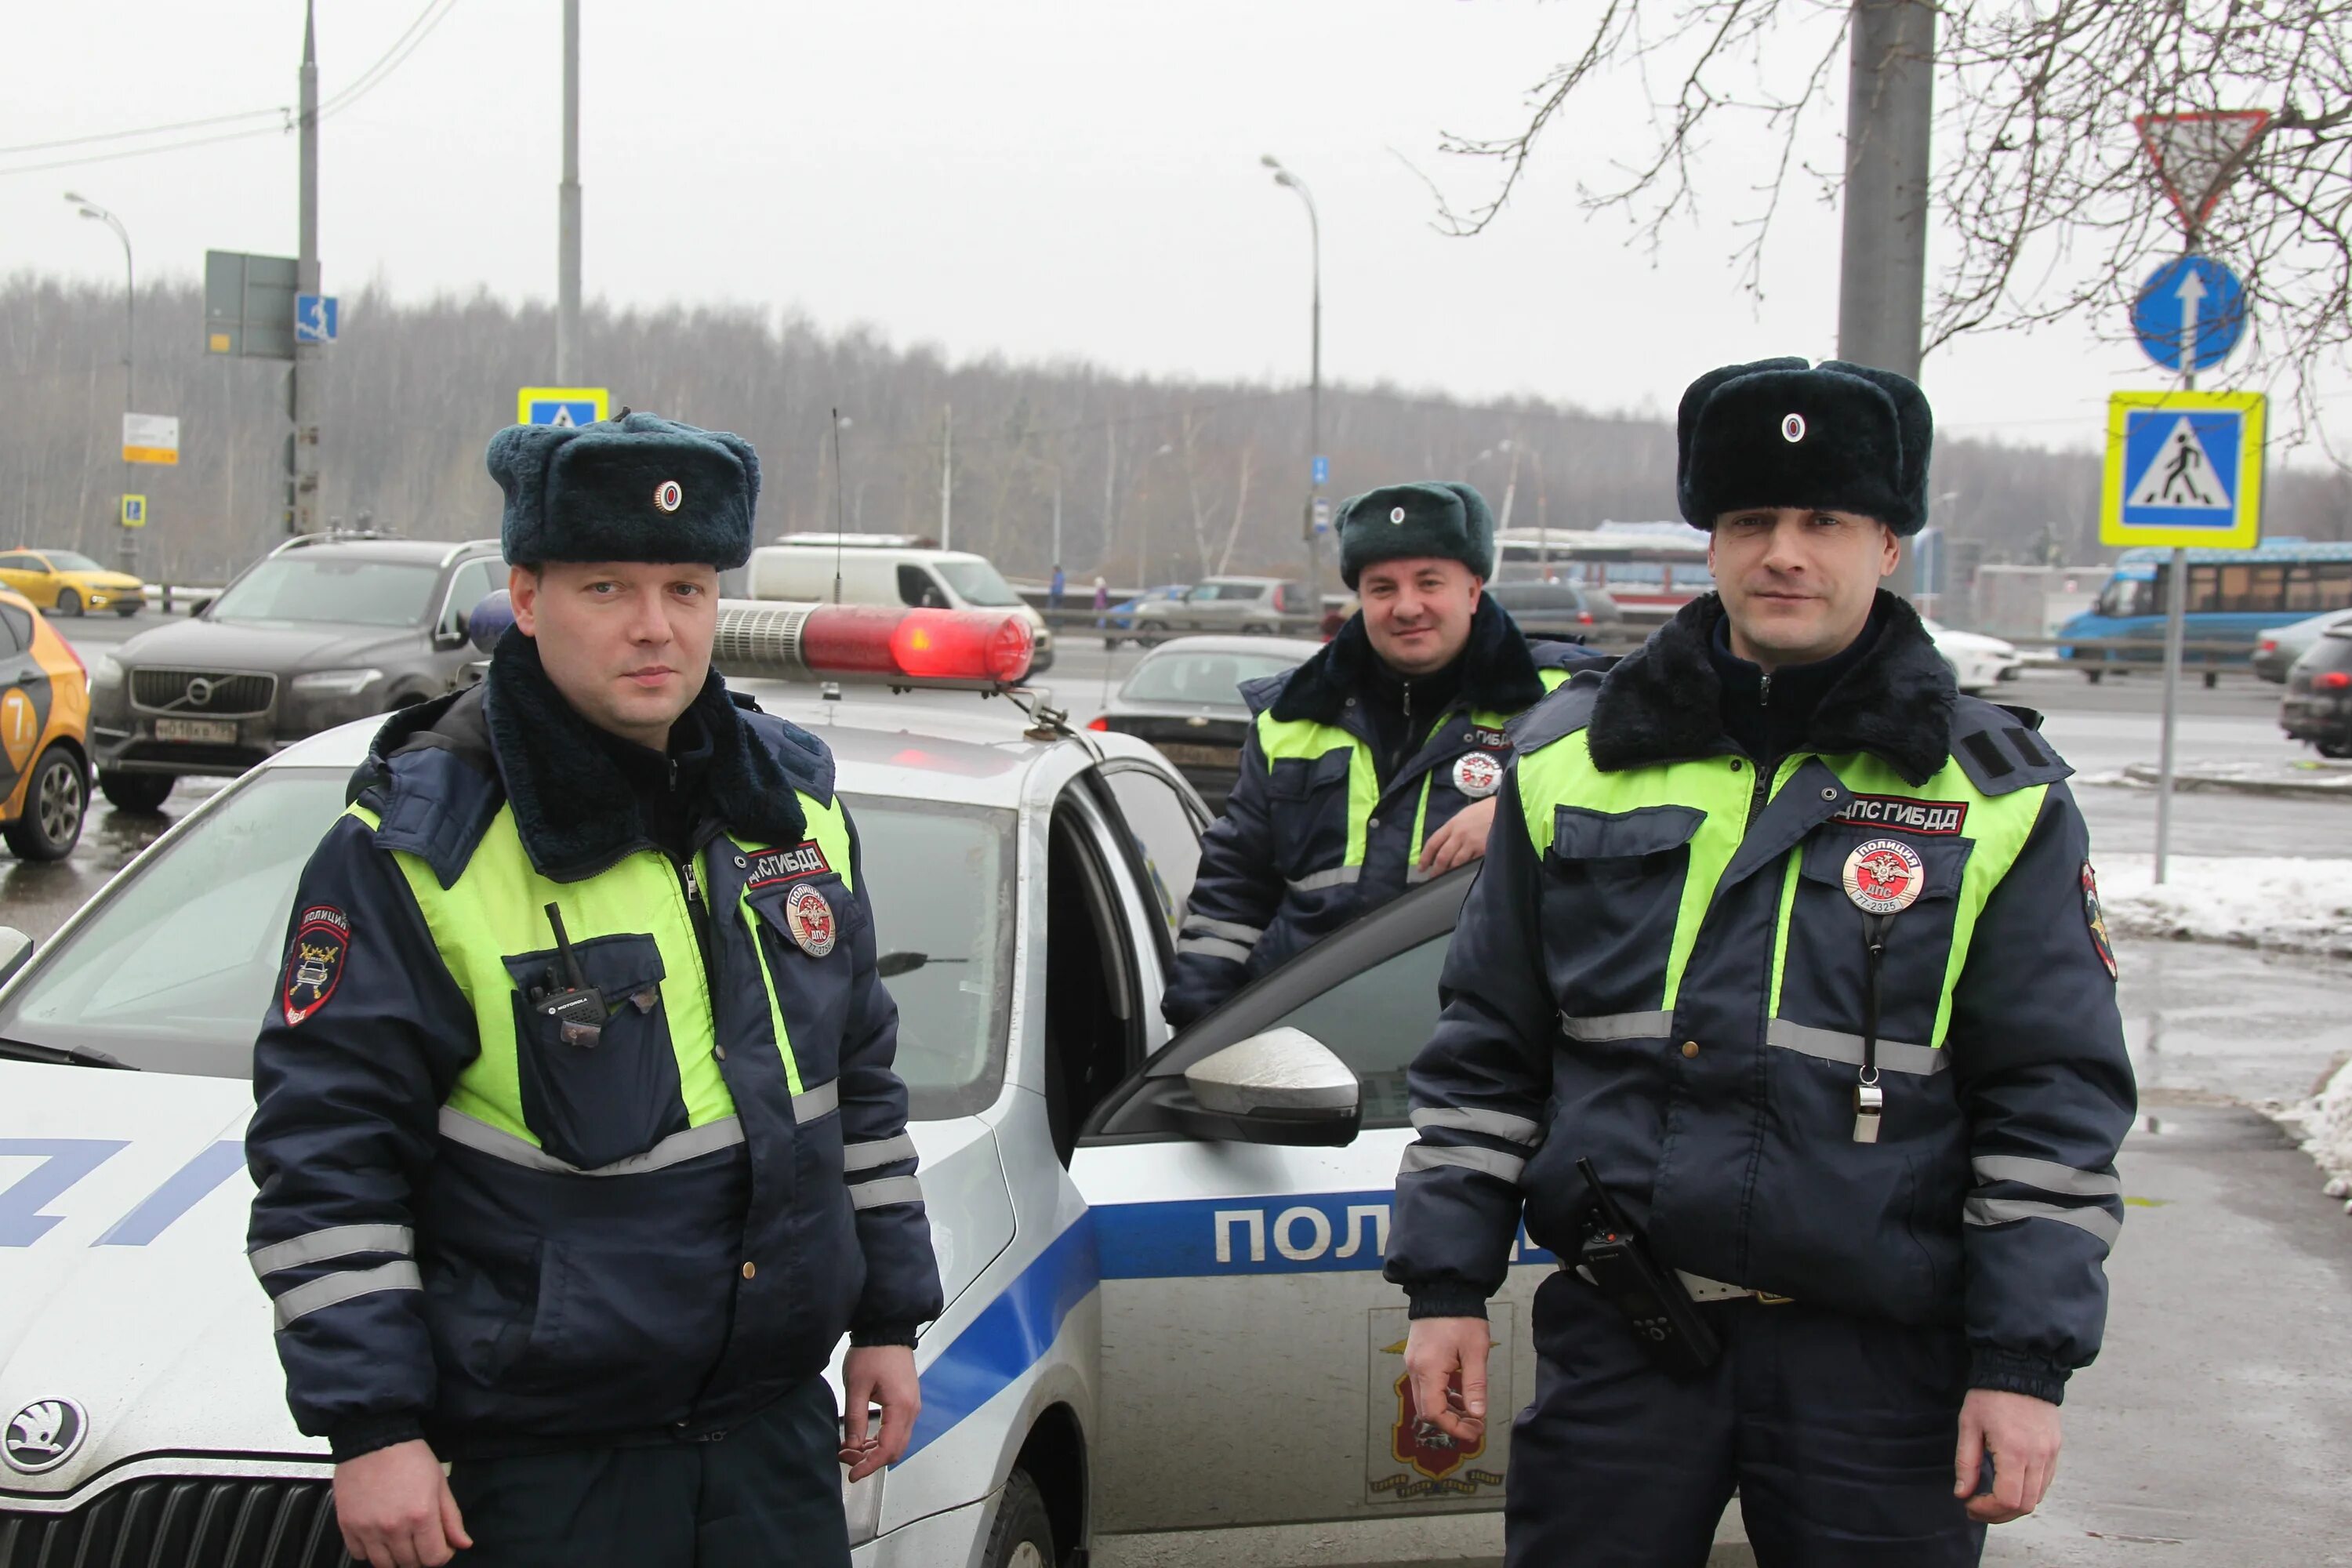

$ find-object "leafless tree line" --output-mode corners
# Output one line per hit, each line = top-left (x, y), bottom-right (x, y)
(0, 272), (2341, 593)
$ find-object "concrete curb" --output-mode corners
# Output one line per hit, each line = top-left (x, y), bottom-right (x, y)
(2115, 762), (2352, 801)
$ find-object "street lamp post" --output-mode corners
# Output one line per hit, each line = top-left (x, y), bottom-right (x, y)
(65, 192), (136, 572)
(1261, 154), (1322, 614)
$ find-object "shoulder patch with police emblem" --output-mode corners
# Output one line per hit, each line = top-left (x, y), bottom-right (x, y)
(746, 840), (833, 890)
(2082, 861), (2118, 979)
(1451, 751), (1504, 800)
(1842, 839), (1925, 916)
(282, 906), (350, 1026)
(782, 882), (837, 958)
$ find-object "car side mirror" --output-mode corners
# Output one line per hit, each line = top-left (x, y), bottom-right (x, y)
(1171, 1027), (1360, 1146)
(0, 927), (34, 989)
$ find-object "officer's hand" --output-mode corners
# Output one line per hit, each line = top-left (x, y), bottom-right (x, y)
(332, 1439), (471, 1568)
(1402, 1316), (1490, 1447)
(1418, 797), (1500, 876)
(1955, 1388), (2062, 1523)
(840, 1345), (921, 1483)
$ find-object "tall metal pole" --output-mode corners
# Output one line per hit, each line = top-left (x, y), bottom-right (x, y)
(556, 0), (582, 383)
(292, 0), (321, 535)
(1836, 0), (1934, 595)
(940, 405), (953, 550)
(67, 196), (136, 571)
(1265, 156), (1323, 615)
(2154, 323), (2198, 885)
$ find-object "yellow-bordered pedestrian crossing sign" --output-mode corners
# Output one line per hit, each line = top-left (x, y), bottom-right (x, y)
(516, 387), (609, 427)
(2100, 390), (2264, 549)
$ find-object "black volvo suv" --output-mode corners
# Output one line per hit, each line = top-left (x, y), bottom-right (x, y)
(88, 534), (504, 811)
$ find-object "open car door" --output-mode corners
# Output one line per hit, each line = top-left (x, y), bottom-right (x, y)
(1070, 869), (1552, 1534)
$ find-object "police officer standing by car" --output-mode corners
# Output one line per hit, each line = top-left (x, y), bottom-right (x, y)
(1388, 361), (2136, 1566)
(1162, 482), (1604, 1028)
(247, 412), (942, 1568)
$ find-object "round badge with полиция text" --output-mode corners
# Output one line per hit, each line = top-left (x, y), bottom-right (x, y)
(1842, 838), (1925, 916)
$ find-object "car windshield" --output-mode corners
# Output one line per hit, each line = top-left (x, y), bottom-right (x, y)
(40, 550), (102, 572)
(0, 769), (1018, 1120)
(210, 558), (441, 626)
(1122, 649), (1304, 706)
(932, 558), (1023, 608)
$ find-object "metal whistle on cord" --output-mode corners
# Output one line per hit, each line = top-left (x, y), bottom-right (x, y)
(1853, 913), (1892, 1143)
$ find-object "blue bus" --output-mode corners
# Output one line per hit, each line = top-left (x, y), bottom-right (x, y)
(2056, 540), (2352, 680)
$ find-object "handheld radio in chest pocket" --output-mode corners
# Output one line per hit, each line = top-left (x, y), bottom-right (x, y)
(1839, 839), (1926, 1144)
(534, 903), (607, 1048)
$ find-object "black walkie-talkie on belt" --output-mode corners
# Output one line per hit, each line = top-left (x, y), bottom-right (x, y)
(1574, 1157), (1722, 1375)
(535, 904), (607, 1048)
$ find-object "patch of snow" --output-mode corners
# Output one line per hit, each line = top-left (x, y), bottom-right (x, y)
(2097, 855), (2352, 959)
(2275, 1056), (2352, 1214)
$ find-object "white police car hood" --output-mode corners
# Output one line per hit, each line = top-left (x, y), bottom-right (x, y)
(0, 1059), (1012, 1495)
(0, 1062), (301, 1493)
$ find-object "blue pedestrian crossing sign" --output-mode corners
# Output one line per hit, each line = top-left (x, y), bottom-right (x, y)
(2130, 257), (2245, 372)
(516, 386), (610, 427)
(1312, 455), (1329, 486)
(2100, 390), (2265, 549)
(294, 294), (339, 344)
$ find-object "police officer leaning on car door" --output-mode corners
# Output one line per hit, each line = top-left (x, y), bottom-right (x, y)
(1161, 481), (1606, 1028)
(245, 412), (943, 1568)
(1386, 359), (2136, 1566)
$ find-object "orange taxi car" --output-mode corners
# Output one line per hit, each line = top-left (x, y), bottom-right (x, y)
(0, 586), (91, 859)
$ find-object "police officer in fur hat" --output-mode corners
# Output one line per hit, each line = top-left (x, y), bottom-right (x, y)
(1387, 361), (2135, 1565)
(1163, 481), (1606, 1028)
(249, 413), (942, 1567)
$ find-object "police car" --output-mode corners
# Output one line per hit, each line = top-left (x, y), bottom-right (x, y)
(0, 601), (1552, 1566)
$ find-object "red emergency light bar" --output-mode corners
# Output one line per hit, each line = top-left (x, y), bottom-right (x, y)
(713, 600), (1034, 691)
(465, 593), (1035, 691)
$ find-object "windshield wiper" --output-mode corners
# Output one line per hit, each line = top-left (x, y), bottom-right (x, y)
(0, 1038), (136, 1070)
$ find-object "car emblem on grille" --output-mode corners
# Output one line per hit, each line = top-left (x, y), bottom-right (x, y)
(185, 677), (215, 707)
(5, 1398), (87, 1474)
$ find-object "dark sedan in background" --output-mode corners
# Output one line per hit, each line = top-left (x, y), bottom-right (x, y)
(2281, 625), (2352, 758)
(88, 533), (503, 811)
(1089, 635), (1321, 809)
(1483, 579), (1624, 640)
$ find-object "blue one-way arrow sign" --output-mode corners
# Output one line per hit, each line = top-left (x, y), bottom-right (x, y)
(2131, 256), (2245, 373)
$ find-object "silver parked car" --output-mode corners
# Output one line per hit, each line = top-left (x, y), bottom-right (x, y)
(2253, 606), (2352, 683)
(1129, 575), (1306, 643)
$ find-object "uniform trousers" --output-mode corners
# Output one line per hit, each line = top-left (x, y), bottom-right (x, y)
(1504, 1271), (1986, 1568)
(448, 1375), (850, 1568)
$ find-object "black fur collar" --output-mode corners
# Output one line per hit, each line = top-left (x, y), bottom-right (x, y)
(1269, 596), (1548, 726)
(1587, 591), (1955, 785)
(478, 627), (815, 880)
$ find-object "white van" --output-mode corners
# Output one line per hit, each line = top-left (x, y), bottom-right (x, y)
(749, 536), (1055, 671)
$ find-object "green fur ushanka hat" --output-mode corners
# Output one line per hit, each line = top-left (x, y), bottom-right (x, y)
(486, 411), (760, 568)
(1335, 481), (1497, 589)
(1675, 358), (1933, 536)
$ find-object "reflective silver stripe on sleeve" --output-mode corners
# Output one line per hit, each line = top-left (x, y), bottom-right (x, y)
(793, 1080), (839, 1123)
(1176, 935), (1254, 964)
(1410, 1105), (1544, 1145)
(1399, 1143), (1526, 1185)
(843, 1133), (917, 1174)
(249, 1224), (415, 1279)
(1970, 1155), (2122, 1199)
(1405, 864), (1436, 886)
(1765, 1018), (1947, 1076)
(438, 1109), (746, 1176)
(1285, 865), (1363, 895)
(271, 1261), (423, 1330)
(850, 1174), (924, 1210)
(1963, 1196), (2122, 1247)
(1181, 917), (1264, 945)
(1560, 1011), (1674, 1043)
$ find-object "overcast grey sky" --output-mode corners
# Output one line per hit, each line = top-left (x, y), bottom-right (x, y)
(6, 1), (2341, 460)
